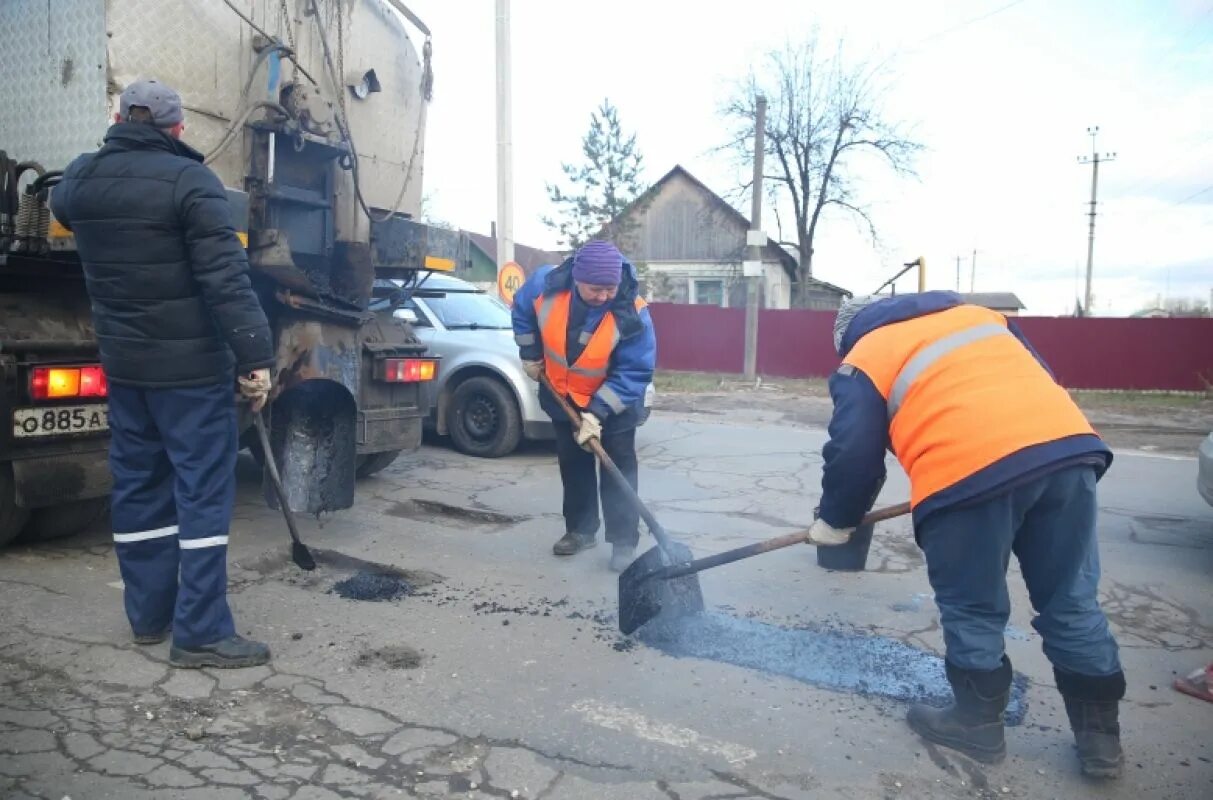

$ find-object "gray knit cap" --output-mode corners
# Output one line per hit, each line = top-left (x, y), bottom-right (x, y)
(832, 295), (882, 355)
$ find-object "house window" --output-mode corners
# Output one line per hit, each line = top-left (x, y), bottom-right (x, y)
(691, 279), (725, 307)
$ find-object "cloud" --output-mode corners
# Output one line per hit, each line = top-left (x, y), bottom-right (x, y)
(409, 0), (1211, 316)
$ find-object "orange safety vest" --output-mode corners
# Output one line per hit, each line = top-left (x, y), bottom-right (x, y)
(535, 291), (647, 408)
(844, 304), (1096, 508)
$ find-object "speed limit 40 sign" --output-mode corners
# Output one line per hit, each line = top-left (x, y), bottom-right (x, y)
(497, 262), (525, 306)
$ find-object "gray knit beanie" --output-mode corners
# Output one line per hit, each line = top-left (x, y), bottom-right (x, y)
(832, 295), (882, 355)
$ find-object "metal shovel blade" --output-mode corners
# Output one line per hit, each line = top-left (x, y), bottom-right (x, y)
(618, 539), (705, 635)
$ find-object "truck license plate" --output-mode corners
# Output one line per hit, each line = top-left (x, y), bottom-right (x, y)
(12, 405), (109, 439)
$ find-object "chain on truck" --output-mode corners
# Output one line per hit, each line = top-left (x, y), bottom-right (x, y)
(0, 0), (467, 547)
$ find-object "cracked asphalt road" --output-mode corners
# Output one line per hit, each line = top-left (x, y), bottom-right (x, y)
(3, 410), (1212, 799)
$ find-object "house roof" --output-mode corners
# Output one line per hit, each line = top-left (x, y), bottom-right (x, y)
(959, 292), (1025, 311)
(614, 164), (803, 275)
(463, 231), (564, 276)
(795, 276), (852, 297)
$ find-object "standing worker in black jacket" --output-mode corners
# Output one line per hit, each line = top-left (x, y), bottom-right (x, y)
(51, 80), (276, 668)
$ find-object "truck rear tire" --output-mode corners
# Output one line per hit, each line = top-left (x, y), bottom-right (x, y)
(0, 464), (31, 547)
(20, 498), (110, 543)
(356, 450), (401, 479)
(448, 376), (522, 458)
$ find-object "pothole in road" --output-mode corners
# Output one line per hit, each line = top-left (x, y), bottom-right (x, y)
(385, 499), (529, 528)
(235, 548), (444, 598)
(330, 571), (414, 601)
(355, 644), (424, 670)
(1129, 514), (1213, 549)
(635, 613), (1031, 725)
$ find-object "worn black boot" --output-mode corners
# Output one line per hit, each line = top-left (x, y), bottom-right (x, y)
(1056, 668), (1125, 779)
(609, 544), (637, 573)
(552, 532), (596, 556)
(908, 656), (1011, 763)
(170, 635), (271, 669)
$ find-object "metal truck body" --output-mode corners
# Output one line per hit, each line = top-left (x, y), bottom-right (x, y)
(0, 0), (465, 545)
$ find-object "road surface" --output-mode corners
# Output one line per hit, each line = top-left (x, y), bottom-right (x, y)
(2, 412), (1211, 799)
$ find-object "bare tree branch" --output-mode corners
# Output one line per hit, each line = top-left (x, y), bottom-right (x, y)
(719, 34), (921, 306)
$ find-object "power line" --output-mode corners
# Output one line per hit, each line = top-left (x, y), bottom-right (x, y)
(1174, 185), (1213, 206)
(873, 0), (1032, 72)
(916, 0), (1031, 46)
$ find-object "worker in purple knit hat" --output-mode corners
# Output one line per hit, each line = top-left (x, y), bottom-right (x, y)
(511, 240), (657, 572)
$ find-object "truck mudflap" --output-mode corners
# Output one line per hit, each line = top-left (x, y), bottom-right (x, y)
(267, 302), (430, 515)
(269, 308), (362, 516)
(11, 446), (109, 509)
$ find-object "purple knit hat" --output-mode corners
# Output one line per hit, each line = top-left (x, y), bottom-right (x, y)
(571, 240), (623, 286)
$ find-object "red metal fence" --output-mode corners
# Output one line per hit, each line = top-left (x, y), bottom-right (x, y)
(648, 304), (1213, 391)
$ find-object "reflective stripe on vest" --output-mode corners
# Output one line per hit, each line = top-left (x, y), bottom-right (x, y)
(535, 291), (642, 407)
(843, 304), (1096, 508)
(887, 323), (1012, 419)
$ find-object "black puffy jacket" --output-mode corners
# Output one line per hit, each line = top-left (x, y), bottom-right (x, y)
(50, 123), (274, 388)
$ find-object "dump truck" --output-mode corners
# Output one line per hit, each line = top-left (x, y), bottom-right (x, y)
(0, 0), (466, 546)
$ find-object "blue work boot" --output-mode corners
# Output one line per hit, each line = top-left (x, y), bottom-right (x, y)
(170, 635), (271, 669)
(907, 656), (1011, 764)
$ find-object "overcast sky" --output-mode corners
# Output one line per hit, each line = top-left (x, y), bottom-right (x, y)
(405, 0), (1212, 316)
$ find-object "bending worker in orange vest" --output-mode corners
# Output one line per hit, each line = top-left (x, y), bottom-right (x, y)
(511, 240), (657, 572)
(808, 292), (1124, 779)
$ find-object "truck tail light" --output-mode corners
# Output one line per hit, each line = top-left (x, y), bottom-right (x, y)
(31, 365), (108, 400)
(382, 358), (436, 383)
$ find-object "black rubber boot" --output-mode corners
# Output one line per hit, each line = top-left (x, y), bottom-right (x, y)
(907, 656), (1011, 763)
(132, 626), (171, 645)
(1055, 668), (1125, 779)
(170, 635), (271, 669)
(552, 532), (596, 556)
(609, 544), (636, 573)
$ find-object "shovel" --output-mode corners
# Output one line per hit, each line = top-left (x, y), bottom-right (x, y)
(619, 501), (912, 635)
(537, 372), (705, 619)
(253, 411), (317, 571)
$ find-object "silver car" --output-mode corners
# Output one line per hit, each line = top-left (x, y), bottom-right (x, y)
(1199, 431), (1213, 508)
(392, 273), (652, 458)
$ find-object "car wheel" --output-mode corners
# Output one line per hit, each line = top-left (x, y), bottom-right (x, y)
(448, 375), (522, 458)
(356, 450), (401, 479)
(0, 463), (31, 547)
(19, 498), (110, 542)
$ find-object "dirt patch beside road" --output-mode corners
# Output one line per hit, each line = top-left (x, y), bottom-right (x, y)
(654, 371), (1213, 454)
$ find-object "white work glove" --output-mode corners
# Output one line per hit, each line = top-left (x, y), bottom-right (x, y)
(238, 368), (273, 413)
(574, 412), (602, 451)
(522, 360), (544, 382)
(806, 517), (854, 546)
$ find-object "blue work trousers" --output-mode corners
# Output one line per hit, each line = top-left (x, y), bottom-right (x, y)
(917, 464), (1122, 678)
(107, 379), (238, 648)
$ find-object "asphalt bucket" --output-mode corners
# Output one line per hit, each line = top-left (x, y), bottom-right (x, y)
(815, 519), (876, 571)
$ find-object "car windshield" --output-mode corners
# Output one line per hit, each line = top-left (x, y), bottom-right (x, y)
(422, 290), (513, 329)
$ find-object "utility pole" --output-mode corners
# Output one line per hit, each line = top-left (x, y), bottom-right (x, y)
(955, 255), (961, 292)
(970, 249), (977, 293)
(742, 96), (767, 381)
(1077, 126), (1115, 316)
(494, 0), (514, 285)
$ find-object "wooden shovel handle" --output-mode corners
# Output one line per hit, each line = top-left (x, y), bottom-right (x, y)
(657, 501), (913, 580)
